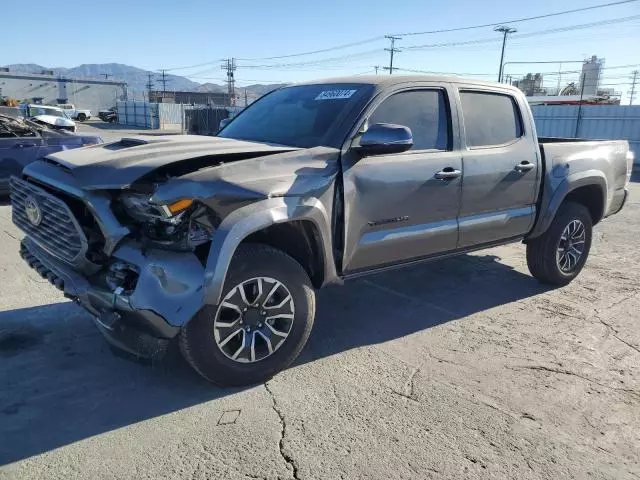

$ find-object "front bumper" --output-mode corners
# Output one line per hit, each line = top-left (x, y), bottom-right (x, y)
(19, 237), (190, 359)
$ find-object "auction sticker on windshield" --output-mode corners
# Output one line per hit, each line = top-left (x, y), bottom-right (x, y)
(314, 89), (357, 100)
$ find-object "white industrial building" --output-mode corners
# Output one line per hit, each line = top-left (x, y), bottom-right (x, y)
(0, 68), (127, 114)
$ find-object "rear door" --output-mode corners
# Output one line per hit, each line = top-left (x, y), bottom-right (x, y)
(456, 88), (540, 247)
(341, 83), (463, 274)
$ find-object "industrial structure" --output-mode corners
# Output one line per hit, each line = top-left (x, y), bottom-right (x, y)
(512, 73), (545, 96)
(148, 90), (231, 106)
(0, 68), (127, 113)
(581, 55), (604, 96)
(510, 55), (621, 105)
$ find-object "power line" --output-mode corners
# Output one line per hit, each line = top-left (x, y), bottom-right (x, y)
(393, 0), (639, 36)
(404, 14), (640, 50)
(236, 36), (384, 61)
(163, 59), (225, 72)
(156, 0), (637, 75)
(238, 49), (382, 69)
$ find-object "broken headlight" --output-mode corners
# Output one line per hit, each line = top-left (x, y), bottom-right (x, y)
(119, 193), (213, 249)
(120, 194), (192, 224)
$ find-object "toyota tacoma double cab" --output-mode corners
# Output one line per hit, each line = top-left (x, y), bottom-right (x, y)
(10, 76), (632, 386)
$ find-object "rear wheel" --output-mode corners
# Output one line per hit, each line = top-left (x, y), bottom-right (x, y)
(180, 244), (316, 386)
(527, 201), (592, 286)
(77, 113), (87, 122)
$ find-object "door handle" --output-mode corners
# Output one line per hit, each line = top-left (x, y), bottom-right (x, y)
(515, 161), (535, 172)
(14, 143), (36, 149)
(434, 168), (462, 180)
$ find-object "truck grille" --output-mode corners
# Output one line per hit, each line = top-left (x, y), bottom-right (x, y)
(10, 177), (87, 264)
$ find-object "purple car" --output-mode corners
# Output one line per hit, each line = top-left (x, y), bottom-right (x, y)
(0, 114), (102, 195)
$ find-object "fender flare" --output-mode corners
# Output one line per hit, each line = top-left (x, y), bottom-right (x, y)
(528, 169), (607, 239)
(203, 196), (337, 306)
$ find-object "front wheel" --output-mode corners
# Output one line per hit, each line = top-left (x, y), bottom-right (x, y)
(527, 201), (593, 286)
(180, 244), (316, 386)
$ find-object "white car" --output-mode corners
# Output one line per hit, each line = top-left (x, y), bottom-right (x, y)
(58, 104), (92, 122)
(24, 105), (77, 132)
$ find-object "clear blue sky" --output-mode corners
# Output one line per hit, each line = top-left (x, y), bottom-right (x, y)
(3, 0), (639, 101)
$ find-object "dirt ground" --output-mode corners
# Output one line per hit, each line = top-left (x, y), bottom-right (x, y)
(0, 178), (638, 479)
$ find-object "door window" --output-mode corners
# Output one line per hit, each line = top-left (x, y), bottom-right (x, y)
(368, 90), (451, 151)
(460, 91), (523, 147)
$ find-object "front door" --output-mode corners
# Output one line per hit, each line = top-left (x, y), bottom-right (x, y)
(341, 86), (463, 274)
(0, 127), (42, 193)
(456, 89), (540, 247)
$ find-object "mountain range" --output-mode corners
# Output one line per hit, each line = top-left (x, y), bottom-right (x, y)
(3, 63), (285, 97)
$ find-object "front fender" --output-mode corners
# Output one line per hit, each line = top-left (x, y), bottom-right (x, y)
(203, 196), (337, 306)
(527, 169), (607, 239)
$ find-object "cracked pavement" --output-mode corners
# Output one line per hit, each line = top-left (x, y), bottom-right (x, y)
(1, 179), (639, 479)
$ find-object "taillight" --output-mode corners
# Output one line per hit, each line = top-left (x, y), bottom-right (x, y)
(626, 151), (635, 185)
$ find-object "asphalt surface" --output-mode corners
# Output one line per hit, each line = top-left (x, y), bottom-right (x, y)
(0, 158), (639, 478)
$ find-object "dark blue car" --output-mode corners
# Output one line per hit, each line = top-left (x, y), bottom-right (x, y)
(0, 114), (102, 195)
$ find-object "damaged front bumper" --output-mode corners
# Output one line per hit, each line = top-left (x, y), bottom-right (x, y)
(20, 237), (206, 360)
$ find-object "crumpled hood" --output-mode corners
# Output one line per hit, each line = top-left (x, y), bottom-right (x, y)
(41, 135), (301, 189)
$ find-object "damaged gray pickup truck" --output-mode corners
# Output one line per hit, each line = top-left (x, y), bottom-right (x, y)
(11, 76), (633, 386)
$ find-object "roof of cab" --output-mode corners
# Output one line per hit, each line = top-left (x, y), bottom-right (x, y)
(293, 74), (522, 93)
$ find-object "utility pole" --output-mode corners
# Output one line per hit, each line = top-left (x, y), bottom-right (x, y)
(374, 66), (379, 75)
(221, 58), (237, 106)
(160, 69), (168, 95)
(574, 72), (586, 138)
(244, 88), (248, 107)
(556, 62), (563, 94)
(145, 72), (154, 102)
(629, 70), (639, 106)
(102, 73), (111, 80)
(495, 26), (517, 82)
(383, 36), (401, 75)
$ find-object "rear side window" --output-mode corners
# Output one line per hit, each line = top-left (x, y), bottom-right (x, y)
(368, 90), (450, 151)
(460, 91), (523, 147)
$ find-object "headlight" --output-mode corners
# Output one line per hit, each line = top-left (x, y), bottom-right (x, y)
(120, 194), (193, 224)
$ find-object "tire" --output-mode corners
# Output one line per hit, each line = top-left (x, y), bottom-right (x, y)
(77, 113), (87, 122)
(527, 201), (593, 286)
(180, 243), (316, 386)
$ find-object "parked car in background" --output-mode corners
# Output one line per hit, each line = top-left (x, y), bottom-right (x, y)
(10, 76), (632, 386)
(21, 105), (77, 132)
(0, 114), (101, 195)
(98, 107), (118, 123)
(58, 104), (92, 122)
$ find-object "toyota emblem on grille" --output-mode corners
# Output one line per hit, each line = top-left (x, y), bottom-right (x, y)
(24, 195), (43, 226)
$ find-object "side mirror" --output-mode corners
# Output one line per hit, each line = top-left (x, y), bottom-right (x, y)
(352, 123), (413, 156)
(219, 118), (231, 130)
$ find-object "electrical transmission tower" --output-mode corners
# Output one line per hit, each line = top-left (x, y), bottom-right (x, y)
(629, 70), (639, 106)
(221, 58), (237, 106)
(383, 36), (401, 75)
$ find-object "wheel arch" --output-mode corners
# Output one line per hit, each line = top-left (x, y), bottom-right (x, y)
(203, 197), (338, 306)
(527, 170), (607, 240)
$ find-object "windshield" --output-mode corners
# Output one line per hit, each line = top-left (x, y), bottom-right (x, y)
(218, 83), (372, 148)
(29, 106), (67, 118)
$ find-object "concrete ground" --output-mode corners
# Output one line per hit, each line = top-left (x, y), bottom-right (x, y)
(0, 180), (639, 479)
